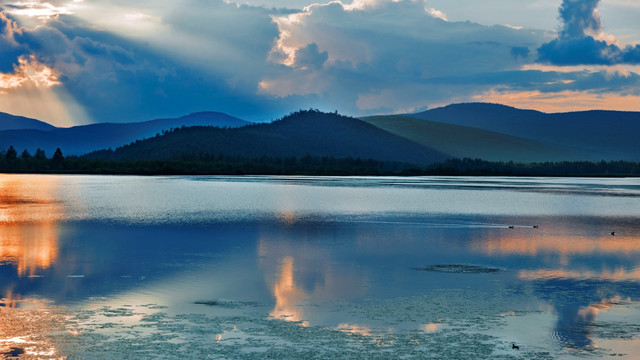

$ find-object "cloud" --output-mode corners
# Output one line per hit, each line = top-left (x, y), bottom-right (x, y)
(558, 0), (601, 38)
(510, 46), (530, 59)
(0, 12), (30, 71)
(537, 0), (640, 65)
(0, 1), (286, 123)
(291, 42), (328, 70)
(2, 0), (640, 124)
(424, 7), (447, 21)
(263, 0), (546, 113)
(3, 1), (73, 19)
(0, 54), (60, 89)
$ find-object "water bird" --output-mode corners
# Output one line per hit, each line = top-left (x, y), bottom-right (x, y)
(533, 225), (538, 229)
(508, 225), (515, 229)
(512, 343), (519, 350)
(611, 231), (616, 236)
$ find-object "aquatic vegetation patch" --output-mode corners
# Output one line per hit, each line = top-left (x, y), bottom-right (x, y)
(47, 291), (556, 359)
(413, 264), (502, 274)
(194, 300), (260, 308)
(18, 289), (640, 359)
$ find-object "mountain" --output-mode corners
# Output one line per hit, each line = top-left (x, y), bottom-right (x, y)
(87, 110), (448, 165)
(0, 112), (56, 131)
(411, 103), (640, 161)
(0, 112), (249, 156)
(360, 115), (580, 162)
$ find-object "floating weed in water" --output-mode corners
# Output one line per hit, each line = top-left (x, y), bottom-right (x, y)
(46, 289), (555, 359)
(413, 264), (502, 274)
(194, 300), (259, 308)
(99, 306), (136, 317)
(40, 288), (640, 359)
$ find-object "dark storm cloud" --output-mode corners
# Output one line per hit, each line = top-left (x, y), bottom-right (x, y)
(537, 0), (640, 65)
(558, 0), (601, 38)
(0, 12), (28, 72)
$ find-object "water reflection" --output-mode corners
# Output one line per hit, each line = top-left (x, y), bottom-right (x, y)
(550, 296), (631, 351)
(0, 223), (59, 277)
(0, 298), (64, 359)
(519, 268), (640, 282)
(470, 218), (640, 352)
(0, 175), (639, 358)
(0, 175), (62, 278)
(269, 257), (308, 325)
(477, 227), (640, 257)
(0, 175), (64, 224)
(258, 226), (369, 327)
(0, 176), (66, 358)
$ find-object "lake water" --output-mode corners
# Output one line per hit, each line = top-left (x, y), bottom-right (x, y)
(1, 175), (640, 359)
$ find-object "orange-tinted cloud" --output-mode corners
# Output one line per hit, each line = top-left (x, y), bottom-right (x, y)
(473, 89), (640, 113)
(0, 55), (60, 90)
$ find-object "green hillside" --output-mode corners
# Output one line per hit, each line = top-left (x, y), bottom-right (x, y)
(360, 115), (580, 162)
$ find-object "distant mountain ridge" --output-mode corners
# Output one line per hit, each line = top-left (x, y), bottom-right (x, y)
(2, 103), (639, 163)
(411, 103), (640, 161)
(0, 112), (56, 131)
(0, 111), (249, 156)
(360, 115), (579, 162)
(87, 110), (448, 165)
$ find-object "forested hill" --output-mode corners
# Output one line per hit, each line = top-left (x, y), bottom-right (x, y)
(86, 110), (448, 165)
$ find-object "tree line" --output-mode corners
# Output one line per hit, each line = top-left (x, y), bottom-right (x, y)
(1, 145), (639, 176)
(0, 146), (65, 171)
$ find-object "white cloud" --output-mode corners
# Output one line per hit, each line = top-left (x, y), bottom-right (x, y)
(263, 0), (546, 113)
(1, 0), (81, 21)
(424, 7), (446, 21)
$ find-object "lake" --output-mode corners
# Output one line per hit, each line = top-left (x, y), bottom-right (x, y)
(1, 174), (640, 359)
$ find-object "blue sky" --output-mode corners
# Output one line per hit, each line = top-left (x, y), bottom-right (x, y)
(0, 0), (639, 126)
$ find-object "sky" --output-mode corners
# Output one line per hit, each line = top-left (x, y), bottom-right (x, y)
(0, 0), (639, 126)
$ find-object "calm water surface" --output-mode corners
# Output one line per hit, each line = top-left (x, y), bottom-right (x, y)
(1, 175), (640, 359)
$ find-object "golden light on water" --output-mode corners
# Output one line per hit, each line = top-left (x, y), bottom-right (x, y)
(0, 175), (64, 223)
(519, 268), (640, 282)
(423, 323), (441, 333)
(0, 175), (65, 358)
(0, 175), (62, 277)
(337, 323), (373, 337)
(0, 299), (66, 359)
(475, 229), (640, 257)
(269, 257), (308, 325)
(0, 224), (59, 277)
